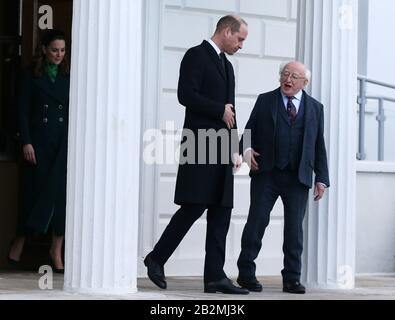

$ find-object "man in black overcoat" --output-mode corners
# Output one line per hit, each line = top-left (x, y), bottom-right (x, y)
(236, 61), (330, 294)
(144, 15), (249, 294)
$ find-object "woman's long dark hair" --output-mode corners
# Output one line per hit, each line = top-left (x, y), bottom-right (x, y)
(33, 29), (70, 77)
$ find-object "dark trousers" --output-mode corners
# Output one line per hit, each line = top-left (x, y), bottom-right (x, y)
(150, 204), (232, 283)
(237, 168), (309, 282)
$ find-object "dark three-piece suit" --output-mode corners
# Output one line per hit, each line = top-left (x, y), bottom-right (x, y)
(238, 88), (330, 283)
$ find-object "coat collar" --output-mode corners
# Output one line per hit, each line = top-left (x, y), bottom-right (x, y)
(271, 88), (280, 123)
(34, 74), (69, 105)
(202, 40), (227, 80)
(301, 90), (314, 125)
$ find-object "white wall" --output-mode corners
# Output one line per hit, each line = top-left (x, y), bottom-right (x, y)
(354, 0), (395, 275)
(356, 166), (395, 274)
(360, 0), (395, 162)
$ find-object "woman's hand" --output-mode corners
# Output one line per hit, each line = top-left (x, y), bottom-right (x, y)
(23, 144), (37, 165)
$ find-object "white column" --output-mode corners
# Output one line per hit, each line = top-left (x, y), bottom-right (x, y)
(297, 0), (358, 289)
(64, 0), (143, 294)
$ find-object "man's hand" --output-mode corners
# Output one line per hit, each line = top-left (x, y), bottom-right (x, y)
(232, 153), (242, 174)
(244, 148), (260, 171)
(223, 104), (235, 129)
(314, 183), (326, 201)
(23, 144), (37, 165)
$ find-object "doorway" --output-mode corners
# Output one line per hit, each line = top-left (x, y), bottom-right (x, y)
(0, 0), (73, 270)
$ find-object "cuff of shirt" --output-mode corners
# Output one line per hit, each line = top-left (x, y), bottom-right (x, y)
(243, 148), (253, 159)
(316, 182), (327, 188)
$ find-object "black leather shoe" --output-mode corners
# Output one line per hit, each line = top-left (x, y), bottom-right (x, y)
(8, 257), (20, 266)
(144, 253), (167, 289)
(49, 254), (65, 274)
(50, 261), (64, 274)
(204, 278), (249, 294)
(7, 256), (23, 271)
(237, 277), (263, 292)
(52, 267), (65, 274)
(283, 281), (306, 294)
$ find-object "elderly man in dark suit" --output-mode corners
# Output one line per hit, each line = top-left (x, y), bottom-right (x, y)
(144, 15), (249, 294)
(236, 61), (330, 294)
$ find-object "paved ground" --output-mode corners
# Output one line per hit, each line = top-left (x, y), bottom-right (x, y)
(0, 272), (394, 300)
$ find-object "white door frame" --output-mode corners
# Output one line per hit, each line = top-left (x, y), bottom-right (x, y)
(138, 0), (164, 276)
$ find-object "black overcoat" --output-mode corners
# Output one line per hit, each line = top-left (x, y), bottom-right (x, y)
(174, 41), (237, 208)
(18, 67), (69, 235)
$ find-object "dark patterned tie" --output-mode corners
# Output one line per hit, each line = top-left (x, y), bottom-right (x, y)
(287, 96), (297, 122)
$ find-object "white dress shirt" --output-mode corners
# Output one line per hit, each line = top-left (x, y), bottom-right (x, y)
(208, 38), (222, 56)
(281, 90), (303, 113)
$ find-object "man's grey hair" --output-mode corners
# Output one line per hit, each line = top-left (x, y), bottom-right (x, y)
(279, 61), (312, 82)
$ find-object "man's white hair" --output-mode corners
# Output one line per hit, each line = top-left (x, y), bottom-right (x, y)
(279, 61), (311, 82)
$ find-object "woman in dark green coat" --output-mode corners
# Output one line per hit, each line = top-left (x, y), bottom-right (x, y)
(8, 30), (70, 273)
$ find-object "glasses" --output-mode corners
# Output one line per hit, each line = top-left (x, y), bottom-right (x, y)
(281, 71), (306, 81)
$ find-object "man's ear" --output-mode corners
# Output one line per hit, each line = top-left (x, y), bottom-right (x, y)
(224, 27), (231, 38)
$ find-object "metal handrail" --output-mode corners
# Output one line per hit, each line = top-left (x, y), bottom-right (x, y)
(358, 75), (395, 90)
(357, 75), (395, 161)
(366, 96), (395, 104)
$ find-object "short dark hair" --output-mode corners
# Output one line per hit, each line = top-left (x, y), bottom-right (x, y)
(215, 15), (247, 34)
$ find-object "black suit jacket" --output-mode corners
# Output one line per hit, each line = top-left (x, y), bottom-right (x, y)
(174, 40), (236, 207)
(241, 88), (330, 188)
